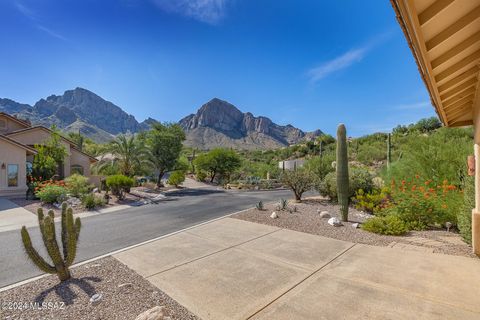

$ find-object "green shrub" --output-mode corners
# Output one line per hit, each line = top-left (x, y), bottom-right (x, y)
(36, 185), (67, 204)
(65, 174), (90, 197)
(106, 175), (134, 200)
(256, 201), (264, 210)
(361, 215), (408, 235)
(195, 170), (207, 182)
(167, 170), (186, 187)
(353, 188), (391, 214)
(81, 193), (105, 210)
(318, 167), (374, 201)
(458, 176), (474, 244)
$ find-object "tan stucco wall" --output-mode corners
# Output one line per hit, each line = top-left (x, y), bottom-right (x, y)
(8, 128), (72, 177)
(0, 139), (27, 196)
(70, 148), (92, 177)
(0, 115), (29, 135)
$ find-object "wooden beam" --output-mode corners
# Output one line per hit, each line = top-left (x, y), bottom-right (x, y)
(431, 31), (480, 69)
(446, 104), (473, 122)
(438, 65), (479, 92)
(440, 78), (477, 100)
(426, 4), (480, 51)
(442, 86), (477, 106)
(449, 119), (474, 127)
(418, 0), (455, 26)
(445, 103), (473, 119)
(443, 93), (475, 110)
(434, 49), (480, 82)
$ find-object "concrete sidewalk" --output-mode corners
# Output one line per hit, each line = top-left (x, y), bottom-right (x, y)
(114, 217), (480, 320)
(0, 198), (37, 232)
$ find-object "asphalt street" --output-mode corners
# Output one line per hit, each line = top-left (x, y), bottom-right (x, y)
(0, 187), (294, 288)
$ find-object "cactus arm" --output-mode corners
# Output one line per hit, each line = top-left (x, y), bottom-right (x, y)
(43, 216), (70, 280)
(21, 227), (56, 274)
(65, 210), (78, 267)
(61, 202), (68, 260)
(336, 124), (350, 222)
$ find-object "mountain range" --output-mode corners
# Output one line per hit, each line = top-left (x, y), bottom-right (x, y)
(0, 88), (322, 149)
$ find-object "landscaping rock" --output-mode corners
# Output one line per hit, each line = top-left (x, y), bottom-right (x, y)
(327, 217), (342, 227)
(270, 212), (278, 219)
(135, 306), (166, 320)
(351, 223), (359, 229)
(319, 211), (331, 218)
(89, 293), (103, 305)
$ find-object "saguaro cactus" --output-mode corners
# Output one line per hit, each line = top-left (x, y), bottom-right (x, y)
(387, 133), (392, 169)
(21, 203), (81, 281)
(336, 124), (349, 222)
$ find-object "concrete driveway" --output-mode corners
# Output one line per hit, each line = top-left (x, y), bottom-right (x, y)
(115, 217), (480, 320)
(0, 198), (36, 233)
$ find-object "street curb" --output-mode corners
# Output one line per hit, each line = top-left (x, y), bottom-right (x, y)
(0, 206), (253, 293)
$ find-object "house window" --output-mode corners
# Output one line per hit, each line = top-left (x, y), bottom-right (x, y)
(7, 164), (18, 187)
(71, 165), (84, 175)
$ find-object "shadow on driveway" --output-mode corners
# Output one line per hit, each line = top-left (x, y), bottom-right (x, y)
(166, 188), (226, 197)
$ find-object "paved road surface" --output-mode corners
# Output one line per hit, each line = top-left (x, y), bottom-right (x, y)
(0, 187), (293, 288)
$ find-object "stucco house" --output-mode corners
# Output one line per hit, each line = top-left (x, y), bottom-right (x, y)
(0, 112), (97, 197)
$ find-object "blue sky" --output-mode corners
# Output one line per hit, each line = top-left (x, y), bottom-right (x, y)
(0, 0), (436, 137)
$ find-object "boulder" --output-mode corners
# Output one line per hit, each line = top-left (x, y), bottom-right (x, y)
(270, 212), (278, 219)
(89, 293), (103, 305)
(135, 306), (166, 320)
(327, 217), (343, 227)
(351, 223), (359, 229)
(319, 211), (331, 218)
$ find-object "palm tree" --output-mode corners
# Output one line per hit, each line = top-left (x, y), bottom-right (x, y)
(96, 135), (149, 177)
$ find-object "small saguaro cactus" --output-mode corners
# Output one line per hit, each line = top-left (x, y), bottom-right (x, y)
(336, 124), (349, 222)
(387, 133), (392, 169)
(21, 202), (81, 281)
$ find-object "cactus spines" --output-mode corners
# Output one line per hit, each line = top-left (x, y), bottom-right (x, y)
(336, 124), (349, 222)
(387, 133), (392, 169)
(21, 203), (81, 281)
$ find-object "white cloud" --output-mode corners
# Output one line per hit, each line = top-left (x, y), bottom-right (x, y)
(14, 1), (68, 41)
(307, 47), (368, 82)
(151, 0), (228, 24)
(307, 32), (393, 83)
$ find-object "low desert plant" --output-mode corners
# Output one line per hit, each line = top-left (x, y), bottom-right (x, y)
(65, 173), (90, 197)
(352, 188), (391, 214)
(256, 201), (265, 210)
(81, 193), (105, 210)
(361, 215), (408, 236)
(167, 170), (186, 187)
(195, 170), (207, 182)
(458, 176), (474, 244)
(106, 174), (134, 200)
(318, 167), (374, 201)
(21, 203), (81, 281)
(36, 185), (67, 204)
(278, 198), (288, 211)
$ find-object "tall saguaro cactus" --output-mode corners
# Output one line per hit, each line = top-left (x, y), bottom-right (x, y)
(387, 133), (392, 169)
(21, 203), (81, 281)
(336, 124), (349, 222)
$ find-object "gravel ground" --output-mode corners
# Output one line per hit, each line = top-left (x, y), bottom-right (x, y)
(232, 197), (476, 258)
(0, 257), (200, 320)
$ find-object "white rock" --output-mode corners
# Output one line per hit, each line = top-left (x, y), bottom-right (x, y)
(135, 306), (166, 320)
(89, 293), (103, 305)
(270, 212), (278, 219)
(118, 282), (133, 289)
(327, 217), (343, 227)
(351, 223), (359, 229)
(93, 187), (99, 193)
(319, 211), (331, 218)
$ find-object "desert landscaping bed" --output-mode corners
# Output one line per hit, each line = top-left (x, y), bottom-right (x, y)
(0, 257), (199, 320)
(232, 197), (476, 258)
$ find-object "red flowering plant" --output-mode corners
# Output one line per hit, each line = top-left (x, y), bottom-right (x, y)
(32, 178), (66, 195)
(385, 175), (462, 230)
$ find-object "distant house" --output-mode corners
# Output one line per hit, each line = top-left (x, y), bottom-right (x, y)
(0, 112), (97, 197)
(278, 159), (305, 171)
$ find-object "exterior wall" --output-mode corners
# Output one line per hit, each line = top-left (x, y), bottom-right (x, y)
(0, 140), (27, 197)
(8, 129), (71, 178)
(278, 159), (305, 171)
(70, 148), (92, 177)
(0, 115), (29, 135)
